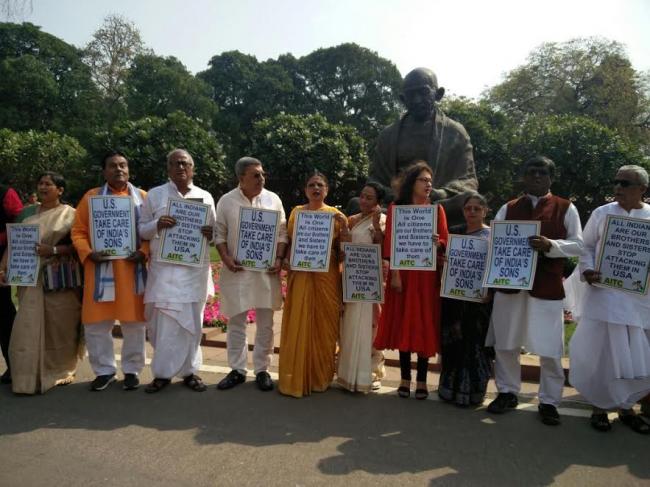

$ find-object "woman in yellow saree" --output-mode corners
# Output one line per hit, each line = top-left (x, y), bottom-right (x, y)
(279, 171), (346, 397)
(0, 172), (83, 394)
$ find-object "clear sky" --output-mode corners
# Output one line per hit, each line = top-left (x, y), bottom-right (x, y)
(20, 0), (650, 99)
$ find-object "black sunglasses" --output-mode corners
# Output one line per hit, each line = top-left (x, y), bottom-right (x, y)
(613, 179), (639, 188)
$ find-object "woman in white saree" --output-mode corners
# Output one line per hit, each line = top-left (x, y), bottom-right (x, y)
(337, 182), (387, 393)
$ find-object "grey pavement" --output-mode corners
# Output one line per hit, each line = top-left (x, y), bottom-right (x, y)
(1, 341), (649, 487)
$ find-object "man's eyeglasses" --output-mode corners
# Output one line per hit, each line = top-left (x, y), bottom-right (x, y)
(613, 179), (639, 188)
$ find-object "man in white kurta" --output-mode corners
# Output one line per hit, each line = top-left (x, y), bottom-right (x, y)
(139, 149), (216, 393)
(486, 156), (583, 426)
(569, 165), (650, 434)
(214, 157), (287, 391)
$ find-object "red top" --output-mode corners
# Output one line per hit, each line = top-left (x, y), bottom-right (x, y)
(0, 187), (24, 247)
(374, 203), (449, 357)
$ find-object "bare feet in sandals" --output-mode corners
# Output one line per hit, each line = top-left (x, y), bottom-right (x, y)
(145, 378), (171, 394)
(183, 374), (207, 392)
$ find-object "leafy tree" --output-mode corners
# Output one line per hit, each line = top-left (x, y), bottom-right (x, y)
(0, 129), (89, 202)
(512, 114), (645, 219)
(0, 22), (100, 140)
(487, 37), (649, 143)
(295, 43), (402, 143)
(83, 14), (149, 124)
(248, 113), (369, 209)
(125, 54), (217, 123)
(199, 50), (295, 160)
(441, 97), (517, 212)
(93, 111), (228, 197)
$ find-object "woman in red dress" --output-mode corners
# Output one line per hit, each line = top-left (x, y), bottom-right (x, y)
(374, 161), (448, 399)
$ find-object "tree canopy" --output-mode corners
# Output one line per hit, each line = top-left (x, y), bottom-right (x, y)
(248, 113), (369, 209)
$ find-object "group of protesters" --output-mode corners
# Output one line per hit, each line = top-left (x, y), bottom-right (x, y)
(1, 147), (649, 436)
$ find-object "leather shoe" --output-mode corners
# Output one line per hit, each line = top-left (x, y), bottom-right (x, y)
(538, 403), (561, 426)
(255, 371), (274, 391)
(487, 392), (518, 414)
(217, 370), (246, 390)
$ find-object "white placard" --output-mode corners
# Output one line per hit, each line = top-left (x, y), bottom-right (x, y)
(390, 205), (437, 270)
(235, 207), (280, 271)
(342, 243), (383, 303)
(6, 223), (40, 287)
(89, 195), (136, 259)
(594, 214), (650, 295)
(159, 198), (210, 267)
(289, 210), (334, 272)
(483, 220), (540, 290)
(440, 234), (489, 302)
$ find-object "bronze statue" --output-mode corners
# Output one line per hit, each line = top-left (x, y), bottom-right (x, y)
(369, 67), (478, 225)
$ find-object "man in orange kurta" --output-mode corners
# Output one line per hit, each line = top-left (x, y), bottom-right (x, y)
(72, 152), (148, 391)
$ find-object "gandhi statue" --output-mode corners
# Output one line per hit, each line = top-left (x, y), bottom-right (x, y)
(368, 67), (478, 225)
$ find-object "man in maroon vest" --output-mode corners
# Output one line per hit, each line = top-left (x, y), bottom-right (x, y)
(486, 156), (583, 426)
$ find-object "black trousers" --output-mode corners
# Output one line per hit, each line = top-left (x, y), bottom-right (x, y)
(0, 285), (16, 372)
(399, 351), (429, 383)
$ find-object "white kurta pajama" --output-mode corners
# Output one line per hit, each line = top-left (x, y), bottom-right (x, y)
(568, 202), (650, 410)
(487, 194), (583, 406)
(139, 181), (215, 379)
(215, 187), (287, 374)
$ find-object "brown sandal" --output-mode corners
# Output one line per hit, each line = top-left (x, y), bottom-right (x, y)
(145, 378), (171, 394)
(183, 374), (207, 392)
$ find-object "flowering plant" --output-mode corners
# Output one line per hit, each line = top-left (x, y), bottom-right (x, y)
(203, 262), (288, 332)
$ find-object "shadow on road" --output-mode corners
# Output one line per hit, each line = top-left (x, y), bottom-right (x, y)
(0, 379), (648, 485)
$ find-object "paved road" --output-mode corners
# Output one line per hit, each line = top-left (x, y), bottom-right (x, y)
(1, 354), (648, 487)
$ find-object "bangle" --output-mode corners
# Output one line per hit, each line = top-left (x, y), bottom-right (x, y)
(52, 246), (58, 256)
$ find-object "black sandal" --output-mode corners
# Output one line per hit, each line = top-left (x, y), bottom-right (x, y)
(145, 378), (171, 394)
(183, 374), (207, 392)
(590, 412), (611, 432)
(397, 386), (410, 398)
(415, 388), (429, 400)
(619, 413), (650, 435)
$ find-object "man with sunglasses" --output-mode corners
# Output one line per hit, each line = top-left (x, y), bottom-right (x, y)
(487, 156), (584, 426)
(569, 165), (650, 434)
(214, 157), (287, 391)
(368, 67), (477, 226)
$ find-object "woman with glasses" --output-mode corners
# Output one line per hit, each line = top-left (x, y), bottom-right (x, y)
(438, 192), (494, 406)
(278, 171), (347, 397)
(570, 165), (650, 434)
(374, 161), (448, 399)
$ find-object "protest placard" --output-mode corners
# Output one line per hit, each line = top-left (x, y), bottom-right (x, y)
(6, 223), (40, 287)
(342, 243), (383, 303)
(390, 205), (437, 270)
(594, 214), (650, 295)
(483, 220), (540, 290)
(235, 208), (280, 271)
(440, 234), (489, 302)
(159, 198), (210, 267)
(89, 195), (136, 259)
(289, 210), (334, 272)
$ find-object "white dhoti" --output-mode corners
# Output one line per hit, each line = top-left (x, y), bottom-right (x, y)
(570, 318), (650, 410)
(84, 320), (146, 376)
(487, 292), (565, 406)
(146, 302), (204, 379)
(227, 308), (274, 374)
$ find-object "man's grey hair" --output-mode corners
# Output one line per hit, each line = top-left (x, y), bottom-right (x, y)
(618, 165), (649, 186)
(235, 157), (262, 178)
(166, 148), (195, 167)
